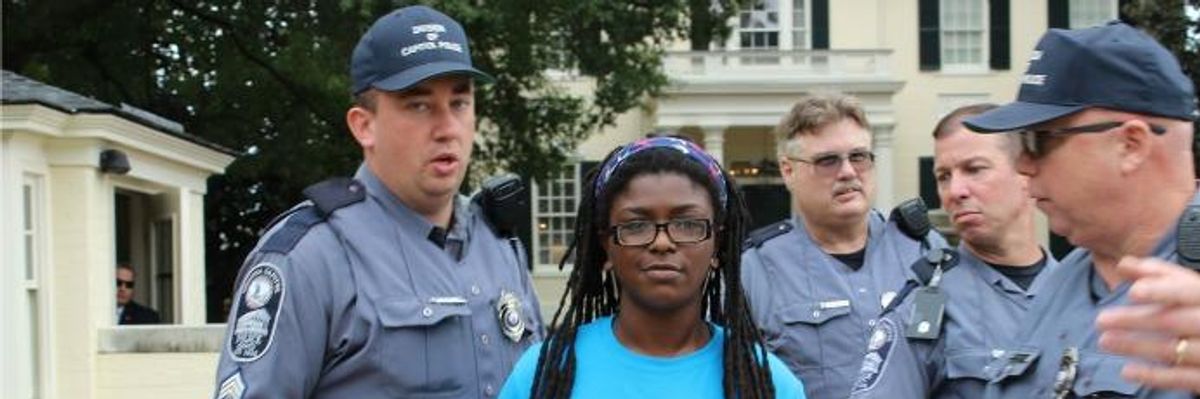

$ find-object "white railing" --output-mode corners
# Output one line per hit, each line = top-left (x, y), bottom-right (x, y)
(662, 49), (893, 81)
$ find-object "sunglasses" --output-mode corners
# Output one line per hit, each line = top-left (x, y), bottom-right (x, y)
(117, 279), (135, 289)
(785, 150), (875, 176)
(1018, 120), (1166, 159)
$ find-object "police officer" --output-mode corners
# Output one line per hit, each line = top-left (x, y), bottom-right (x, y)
(741, 93), (946, 399)
(212, 6), (544, 398)
(849, 104), (1057, 399)
(963, 22), (1195, 398)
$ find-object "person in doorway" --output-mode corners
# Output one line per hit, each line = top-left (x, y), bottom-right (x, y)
(116, 264), (161, 325)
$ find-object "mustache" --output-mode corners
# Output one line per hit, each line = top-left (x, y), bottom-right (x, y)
(833, 181), (863, 195)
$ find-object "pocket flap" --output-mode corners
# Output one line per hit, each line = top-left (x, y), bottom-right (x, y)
(377, 297), (471, 328)
(780, 299), (852, 325)
(1073, 351), (1139, 396)
(946, 351), (992, 380)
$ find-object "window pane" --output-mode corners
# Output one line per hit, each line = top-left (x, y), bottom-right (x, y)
(533, 164), (580, 268)
(23, 184), (32, 230)
(1069, 0), (1117, 29)
(939, 0), (984, 67)
(793, 0), (807, 28)
(25, 237), (35, 281)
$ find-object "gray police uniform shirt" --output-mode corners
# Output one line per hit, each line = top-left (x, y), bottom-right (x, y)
(848, 244), (1059, 399)
(980, 193), (1200, 399)
(741, 210), (946, 399)
(213, 165), (545, 399)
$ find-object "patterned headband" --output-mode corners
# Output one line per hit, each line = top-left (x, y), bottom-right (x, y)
(594, 137), (729, 208)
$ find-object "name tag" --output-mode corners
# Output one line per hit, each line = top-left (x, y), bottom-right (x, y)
(429, 296), (468, 305)
(819, 299), (851, 310)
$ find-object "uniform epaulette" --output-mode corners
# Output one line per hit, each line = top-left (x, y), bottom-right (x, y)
(259, 177), (366, 255)
(302, 177), (366, 217)
(260, 206), (323, 254)
(1177, 204), (1200, 271)
(744, 220), (793, 249)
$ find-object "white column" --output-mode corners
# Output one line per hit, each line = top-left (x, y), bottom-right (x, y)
(872, 124), (895, 212)
(701, 126), (727, 166)
(178, 187), (207, 325)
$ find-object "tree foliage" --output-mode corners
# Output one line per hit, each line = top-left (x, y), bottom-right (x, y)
(3, 0), (736, 320)
(1121, 0), (1200, 177)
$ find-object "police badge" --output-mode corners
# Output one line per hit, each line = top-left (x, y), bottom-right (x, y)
(496, 290), (525, 343)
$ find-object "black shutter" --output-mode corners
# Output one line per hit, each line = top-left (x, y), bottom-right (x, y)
(919, 0), (941, 71)
(1048, 0), (1069, 29)
(989, 0), (1010, 70)
(812, 0), (830, 49)
(918, 156), (941, 209)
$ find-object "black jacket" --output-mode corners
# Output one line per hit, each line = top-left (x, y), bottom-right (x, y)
(119, 301), (161, 325)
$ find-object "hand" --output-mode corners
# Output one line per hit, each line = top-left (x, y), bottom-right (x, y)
(1096, 257), (1200, 393)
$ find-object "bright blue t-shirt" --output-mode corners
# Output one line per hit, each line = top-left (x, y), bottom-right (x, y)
(499, 316), (806, 399)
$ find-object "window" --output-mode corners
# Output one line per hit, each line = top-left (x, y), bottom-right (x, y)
(532, 164), (580, 270)
(1069, 0), (1117, 28)
(940, 0), (987, 68)
(22, 175), (45, 399)
(792, 0), (809, 49)
(740, 0), (781, 49)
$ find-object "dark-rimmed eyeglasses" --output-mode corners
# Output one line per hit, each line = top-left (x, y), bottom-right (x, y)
(608, 218), (713, 247)
(785, 150), (875, 175)
(116, 279), (135, 289)
(1019, 120), (1166, 159)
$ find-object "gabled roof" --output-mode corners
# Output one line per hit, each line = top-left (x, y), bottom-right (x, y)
(1, 70), (239, 156)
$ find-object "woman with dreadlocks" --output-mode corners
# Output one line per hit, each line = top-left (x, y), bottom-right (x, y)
(499, 137), (805, 399)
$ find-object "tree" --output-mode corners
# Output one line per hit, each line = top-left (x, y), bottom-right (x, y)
(1121, 0), (1200, 177)
(3, 0), (736, 321)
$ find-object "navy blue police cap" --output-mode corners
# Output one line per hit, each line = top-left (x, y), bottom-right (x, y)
(964, 21), (1197, 133)
(350, 5), (493, 95)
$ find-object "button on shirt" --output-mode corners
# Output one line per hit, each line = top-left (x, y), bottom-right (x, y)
(741, 210), (946, 399)
(981, 193), (1200, 399)
(849, 245), (1058, 399)
(212, 164), (545, 398)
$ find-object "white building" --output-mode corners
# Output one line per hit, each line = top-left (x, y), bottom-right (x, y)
(1, 70), (235, 399)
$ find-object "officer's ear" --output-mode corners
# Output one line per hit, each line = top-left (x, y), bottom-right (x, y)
(778, 154), (797, 191)
(1116, 119), (1154, 175)
(346, 101), (377, 150)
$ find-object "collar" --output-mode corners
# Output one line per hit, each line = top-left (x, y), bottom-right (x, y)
(354, 164), (473, 249)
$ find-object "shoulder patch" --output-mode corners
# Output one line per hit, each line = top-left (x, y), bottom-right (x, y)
(302, 177), (365, 217)
(849, 318), (898, 396)
(229, 262), (285, 363)
(744, 220), (793, 249)
(217, 371), (246, 399)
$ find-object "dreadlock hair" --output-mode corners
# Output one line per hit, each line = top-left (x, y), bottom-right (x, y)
(528, 145), (776, 399)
